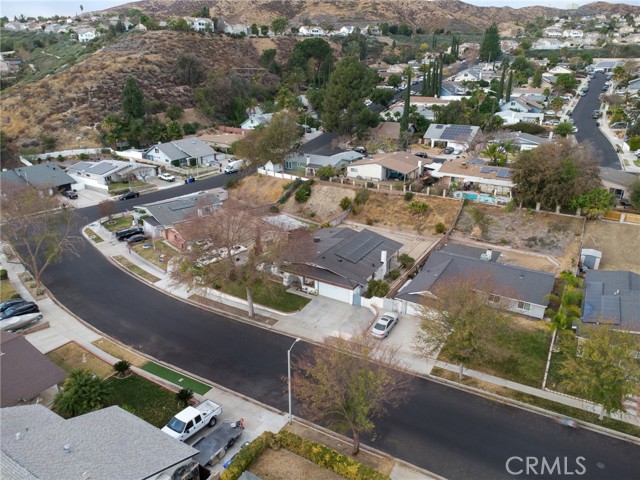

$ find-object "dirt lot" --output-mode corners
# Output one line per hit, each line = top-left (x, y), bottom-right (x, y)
(249, 448), (344, 480)
(452, 204), (584, 272)
(282, 183), (355, 223)
(229, 174), (289, 205)
(582, 220), (640, 273)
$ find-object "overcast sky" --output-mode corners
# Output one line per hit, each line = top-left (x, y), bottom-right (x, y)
(0, 0), (636, 21)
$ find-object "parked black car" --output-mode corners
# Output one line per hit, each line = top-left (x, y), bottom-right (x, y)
(115, 227), (144, 241)
(0, 298), (26, 314)
(414, 152), (429, 158)
(0, 302), (39, 320)
(119, 190), (140, 201)
(126, 234), (148, 245)
(62, 190), (78, 199)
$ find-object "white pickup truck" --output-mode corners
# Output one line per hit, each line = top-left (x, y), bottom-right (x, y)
(161, 400), (222, 442)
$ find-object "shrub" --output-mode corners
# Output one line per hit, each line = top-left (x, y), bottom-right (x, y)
(506, 121), (546, 135)
(175, 388), (194, 407)
(0, 269), (7, 280)
(388, 269), (401, 280)
(171, 160), (180, 167)
(78, 153), (90, 160)
(408, 200), (429, 214)
(353, 187), (370, 206)
(398, 253), (415, 268)
(629, 136), (640, 151)
(182, 122), (196, 135)
(295, 180), (314, 203)
(101, 148), (111, 154)
(189, 158), (197, 167)
(221, 432), (272, 480)
(316, 165), (336, 180)
(365, 217), (374, 225)
(434, 222), (446, 234)
(225, 178), (240, 189)
(57, 154), (65, 162)
(339, 196), (353, 211)
(166, 103), (183, 121)
(364, 279), (390, 298)
(505, 200), (516, 212)
(113, 359), (132, 378)
(278, 178), (302, 204)
(404, 192), (414, 201)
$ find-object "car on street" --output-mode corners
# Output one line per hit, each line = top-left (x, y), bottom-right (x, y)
(414, 152), (429, 158)
(371, 312), (399, 339)
(592, 110), (601, 119)
(126, 234), (148, 245)
(158, 173), (176, 182)
(0, 301), (39, 320)
(611, 122), (627, 130)
(62, 190), (78, 199)
(0, 298), (26, 314)
(115, 226), (144, 241)
(119, 190), (140, 201)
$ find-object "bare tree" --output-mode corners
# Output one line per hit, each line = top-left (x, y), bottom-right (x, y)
(0, 184), (80, 287)
(170, 200), (312, 318)
(292, 334), (414, 455)
(97, 199), (116, 221)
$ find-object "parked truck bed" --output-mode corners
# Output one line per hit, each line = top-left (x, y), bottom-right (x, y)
(193, 420), (244, 466)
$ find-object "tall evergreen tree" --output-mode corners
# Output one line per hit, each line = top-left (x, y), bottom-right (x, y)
(505, 71), (513, 102)
(121, 76), (145, 119)
(437, 58), (443, 98)
(400, 67), (412, 133)
(419, 63), (429, 96)
(425, 66), (432, 97)
(531, 66), (543, 88)
(479, 23), (502, 62)
(497, 65), (506, 102)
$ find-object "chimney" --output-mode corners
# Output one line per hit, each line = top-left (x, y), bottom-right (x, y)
(418, 160), (422, 171)
(306, 155), (310, 165)
(381, 250), (388, 264)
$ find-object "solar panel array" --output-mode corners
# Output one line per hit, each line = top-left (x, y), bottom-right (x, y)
(335, 231), (383, 263)
(442, 125), (472, 141)
(478, 166), (512, 178)
(89, 162), (118, 175)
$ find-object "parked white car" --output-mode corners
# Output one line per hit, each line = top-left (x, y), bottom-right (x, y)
(159, 173), (176, 182)
(161, 399), (222, 442)
(371, 312), (399, 339)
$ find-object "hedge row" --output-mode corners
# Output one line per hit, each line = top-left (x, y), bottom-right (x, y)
(221, 430), (389, 480)
(278, 178), (303, 204)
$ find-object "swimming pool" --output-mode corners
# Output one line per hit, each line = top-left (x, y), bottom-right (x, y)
(453, 191), (496, 204)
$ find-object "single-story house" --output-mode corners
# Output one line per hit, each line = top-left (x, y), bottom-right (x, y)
(285, 227), (402, 305)
(396, 244), (556, 319)
(221, 21), (250, 35)
(0, 404), (199, 480)
(347, 152), (424, 182)
(66, 160), (155, 192)
(285, 132), (363, 175)
(495, 110), (544, 126)
(500, 97), (544, 114)
(490, 132), (549, 151)
(75, 27), (97, 42)
(599, 167), (638, 202)
(591, 60), (624, 73)
(184, 16), (214, 32)
(143, 138), (216, 167)
(299, 26), (326, 36)
(0, 163), (76, 195)
(0, 332), (66, 408)
(240, 113), (274, 130)
(133, 189), (227, 248)
(581, 270), (640, 333)
(532, 39), (564, 50)
(198, 130), (247, 153)
(422, 124), (481, 151)
(510, 88), (546, 104)
(430, 157), (514, 196)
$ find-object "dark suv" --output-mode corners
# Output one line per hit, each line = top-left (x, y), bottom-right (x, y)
(119, 190), (140, 201)
(0, 302), (39, 319)
(0, 298), (26, 314)
(115, 226), (144, 241)
(62, 190), (78, 199)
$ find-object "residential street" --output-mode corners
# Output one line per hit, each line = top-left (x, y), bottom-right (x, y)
(32, 173), (640, 480)
(572, 73), (621, 169)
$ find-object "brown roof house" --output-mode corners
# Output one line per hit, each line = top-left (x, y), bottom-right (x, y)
(0, 331), (66, 407)
(347, 152), (425, 182)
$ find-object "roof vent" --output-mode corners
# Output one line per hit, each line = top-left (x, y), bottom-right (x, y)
(63, 444), (72, 453)
(313, 237), (320, 243)
(614, 289), (620, 295)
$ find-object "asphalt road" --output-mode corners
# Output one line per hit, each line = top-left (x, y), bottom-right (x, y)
(572, 73), (621, 169)
(38, 174), (639, 479)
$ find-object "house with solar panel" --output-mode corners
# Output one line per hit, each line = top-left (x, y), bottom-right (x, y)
(284, 132), (363, 176)
(396, 244), (555, 319)
(421, 124), (481, 151)
(283, 227), (402, 304)
(143, 138), (216, 167)
(429, 157), (514, 198)
(581, 270), (640, 333)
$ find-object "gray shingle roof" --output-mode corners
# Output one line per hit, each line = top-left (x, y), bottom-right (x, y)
(582, 270), (640, 332)
(66, 160), (129, 176)
(396, 245), (555, 307)
(0, 164), (75, 191)
(0, 332), (66, 407)
(0, 405), (198, 480)
(300, 132), (347, 156)
(599, 167), (639, 189)
(138, 190), (224, 227)
(291, 228), (402, 288)
(145, 138), (216, 161)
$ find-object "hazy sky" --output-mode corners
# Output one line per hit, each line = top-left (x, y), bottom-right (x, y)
(0, 0), (637, 21)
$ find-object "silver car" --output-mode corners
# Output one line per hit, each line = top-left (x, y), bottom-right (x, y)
(0, 312), (43, 332)
(371, 312), (399, 339)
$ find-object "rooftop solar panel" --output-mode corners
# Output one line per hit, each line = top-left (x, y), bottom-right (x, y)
(335, 231), (383, 263)
(435, 125), (444, 129)
(497, 169), (510, 178)
(480, 166), (491, 173)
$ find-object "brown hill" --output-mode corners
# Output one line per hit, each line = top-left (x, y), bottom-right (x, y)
(0, 31), (296, 149)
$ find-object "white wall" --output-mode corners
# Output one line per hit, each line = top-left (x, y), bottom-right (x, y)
(347, 163), (383, 180)
(318, 281), (354, 304)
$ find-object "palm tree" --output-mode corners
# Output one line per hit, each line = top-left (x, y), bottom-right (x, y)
(481, 143), (507, 166)
(113, 359), (132, 378)
(54, 369), (112, 418)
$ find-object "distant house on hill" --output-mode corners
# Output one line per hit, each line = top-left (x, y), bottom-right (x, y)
(184, 17), (214, 32)
(143, 138), (216, 167)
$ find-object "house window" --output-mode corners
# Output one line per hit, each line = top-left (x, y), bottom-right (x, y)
(350, 167), (358, 172)
(488, 294), (500, 304)
(517, 301), (531, 311)
(155, 148), (159, 153)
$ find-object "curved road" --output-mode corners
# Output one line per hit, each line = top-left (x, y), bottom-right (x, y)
(572, 73), (621, 169)
(39, 175), (639, 479)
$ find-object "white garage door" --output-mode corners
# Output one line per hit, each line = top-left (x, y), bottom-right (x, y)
(318, 282), (352, 304)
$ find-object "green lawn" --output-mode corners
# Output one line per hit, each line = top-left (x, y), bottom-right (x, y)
(102, 215), (135, 232)
(141, 362), (211, 395)
(220, 280), (311, 313)
(107, 374), (182, 428)
(440, 321), (552, 387)
(0, 278), (19, 302)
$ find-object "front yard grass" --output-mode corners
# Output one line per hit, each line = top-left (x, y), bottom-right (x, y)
(47, 342), (114, 378)
(92, 337), (148, 367)
(102, 215), (134, 232)
(107, 374), (183, 428)
(220, 280), (310, 313)
(141, 361), (211, 395)
(0, 278), (19, 302)
(84, 227), (104, 243)
(439, 318), (551, 387)
(112, 255), (161, 283)
(132, 240), (179, 271)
